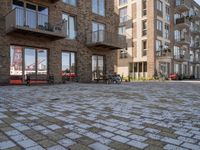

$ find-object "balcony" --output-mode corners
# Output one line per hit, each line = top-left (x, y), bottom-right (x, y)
(190, 25), (200, 35)
(156, 49), (172, 58)
(175, 17), (190, 29)
(174, 54), (187, 62)
(175, 0), (190, 13)
(175, 36), (190, 46)
(119, 15), (132, 28)
(86, 30), (126, 50)
(5, 7), (67, 40)
(190, 42), (200, 50)
(190, 11), (200, 21)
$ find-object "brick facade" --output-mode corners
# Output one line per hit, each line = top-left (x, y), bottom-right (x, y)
(0, 0), (123, 84)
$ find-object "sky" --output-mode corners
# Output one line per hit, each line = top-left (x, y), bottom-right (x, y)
(195, 0), (200, 5)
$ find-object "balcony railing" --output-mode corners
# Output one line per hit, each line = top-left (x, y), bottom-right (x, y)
(86, 30), (126, 50)
(5, 7), (67, 39)
(190, 25), (200, 35)
(190, 11), (200, 21)
(156, 49), (172, 57)
(175, 0), (190, 12)
(175, 17), (190, 29)
(175, 36), (190, 45)
(190, 42), (200, 49)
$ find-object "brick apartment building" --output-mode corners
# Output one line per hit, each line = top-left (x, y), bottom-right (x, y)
(117, 0), (200, 79)
(0, 0), (126, 84)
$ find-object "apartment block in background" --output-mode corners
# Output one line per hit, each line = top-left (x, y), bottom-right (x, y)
(117, 0), (200, 79)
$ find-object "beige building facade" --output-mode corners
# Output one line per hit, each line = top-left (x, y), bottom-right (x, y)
(117, 0), (200, 79)
(0, 0), (126, 84)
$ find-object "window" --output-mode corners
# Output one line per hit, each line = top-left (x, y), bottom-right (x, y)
(119, 7), (127, 23)
(62, 52), (76, 75)
(119, 0), (128, 6)
(92, 22), (105, 42)
(62, 13), (76, 39)
(165, 5), (170, 22)
(10, 46), (48, 76)
(118, 26), (126, 35)
(156, 40), (162, 51)
(142, 40), (147, 56)
(142, 20), (147, 36)
(142, 0), (147, 16)
(92, 0), (105, 16)
(156, 20), (163, 31)
(63, 0), (77, 6)
(165, 24), (170, 39)
(157, 0), (163, 11)
(120, 49), (128, 59)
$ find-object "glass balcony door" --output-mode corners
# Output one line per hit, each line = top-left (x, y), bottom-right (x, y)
(92, 22), (105, 42)
(25, 3), (37, 28)
(92, 55), (104, 80)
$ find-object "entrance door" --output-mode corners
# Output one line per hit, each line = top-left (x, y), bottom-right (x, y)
(92, 55), (104, 80)
(24, 48), (36, 76)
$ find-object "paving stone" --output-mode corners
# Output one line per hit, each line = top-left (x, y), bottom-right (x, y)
(129, 134), (147, 142)
(18, 139), (38, 148)
(127, 140), (148, 149)
(10, 134), (28, 142)
(37, 139), (57, 148)
(58, 138), (75, 147)
(5, 130), (21, 136)
(99, 131), (115, 138)
(111, 135), (130, 143)
(181, 143), (200, 150)
(65, 132), (82, 139)
(47, 124), (61, 130)
(0, 140), (16, 149)
(108, 141), (130, 150)
(161, 137), (183, 146)
(164, 144), (188, 150)
(114, 130), (131, 137)
(69, 144), (92, 150)
(26, 145), (45, 150)
(89, 142), (111, 150)
(47, 145), (66, 150)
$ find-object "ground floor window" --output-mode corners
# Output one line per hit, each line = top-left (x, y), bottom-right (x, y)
(62, 51), (76, 81)
(92, 55), (104, 80)
(10, 46), (48, 84)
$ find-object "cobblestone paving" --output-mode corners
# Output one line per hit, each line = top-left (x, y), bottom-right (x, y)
(0, 82), (200, 150)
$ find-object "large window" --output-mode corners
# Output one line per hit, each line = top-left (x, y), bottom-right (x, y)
(92, 0), (105, 16)
(92, 22), (105, 42)
(119, 0), (128, 6)
(142, 20), (147, 36)
(62, 52), (76, 75)
(63, 0), (77, 6)
(165, 24), (170, 39)
(157, 0), (163, 11)
(142, 0), (147, 16)
(10, 46), (48, 76)
(62, 13), (76, 39)
(119, 7), (127, 23)
(156, 20), (163, 31)
(156, 40), (162, 51)
(118, 26), (126, 35)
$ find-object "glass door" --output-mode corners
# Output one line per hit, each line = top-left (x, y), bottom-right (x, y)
(92, 22), (105, 42)
(24, 48), (36, 76)
(92, 55), (104, 80)
(25, 3), (37, 28)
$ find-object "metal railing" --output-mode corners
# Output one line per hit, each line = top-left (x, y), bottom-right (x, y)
(5, 7), (67, 36)
(120, 15), (132, 23)
(156, 49), (172, 57)
(175, 35), (190, 43)
(175, 17), (190, 25)
(87, 30), (126, 49)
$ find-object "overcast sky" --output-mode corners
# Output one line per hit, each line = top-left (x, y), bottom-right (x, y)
(195, 0), (200, 4)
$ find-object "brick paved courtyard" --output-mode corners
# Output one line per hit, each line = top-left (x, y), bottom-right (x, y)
(0, 82), (200, 150)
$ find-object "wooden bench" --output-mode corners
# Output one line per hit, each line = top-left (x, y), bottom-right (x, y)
(94, 75), (108, 83)
(26, 74), (54, 86)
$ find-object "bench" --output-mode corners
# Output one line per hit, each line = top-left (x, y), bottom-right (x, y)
(94, 75), (108, 83)
(26, 74), (54, 86)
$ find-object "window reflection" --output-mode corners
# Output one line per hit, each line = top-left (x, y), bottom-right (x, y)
(10, 46), (23, 75)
